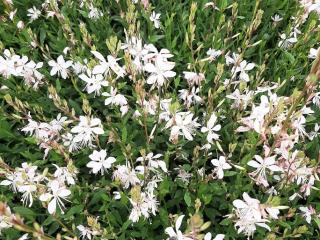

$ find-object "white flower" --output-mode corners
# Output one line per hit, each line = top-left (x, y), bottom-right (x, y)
(18, 234), (29, 240)
(165, 112), (200, 142)
(20, 184), (37, 207)
(91, 51), (109, 75)
(247, 155), (282, 187)
(77, 225), (94, 239)
(299, 206), (316, 224)
(204, 233), (225, 240)
(107, 55), (126, 78)
(77, 225), (100, 239)
(233, 193), (271, 237)
(79, 70), (108, 95)
(206, 48), (222, 61)
(183, 71), (205, 86)
(113, 164), (140, 189)
(128, 191), (159, 222)
(309, 47), (319, 59)
(21, 60), (44, 89)
(227, 89), (253, 110)
(48, 55), (73, 79)
(53, 164), (77, 185)
(71, 116), (104, 148)
(0, 49), (20, 78)
(175, 167), (193, 184)
(312, 92), (320, 108)
(211, 156), (232, 179)
(179, 87), (203, 107)
(271, 14), (283, 22)
(150, 11), (161, 28)
(129, 197), (149, 222)
(144, 58), (176, 87)
(201, 113), (221, 143)
(39, 180), (71, 214)
(136, 152), (167, 173)
(278, 33), (297, 49)
(73, 61), (87, 74)
(0, 205), (12, 234)
(113, 191), (121, 200)
(233, 60), (255, 82)
(87, 149), (116, 175)
(225, 52), (241, 66)
(17, 21), (24, 30)
(102, 87), (127, 106)
(165, 215), (193, 240)
(309, 123), (320, 140)
(88, 4), (103, 20)
(121, 36), (149, 71)
(144, 45), (174, 62)
(27, 6), (41, 21)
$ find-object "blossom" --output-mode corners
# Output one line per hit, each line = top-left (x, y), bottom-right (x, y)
(48, 55), (73, 79)
(308, 123), (320, 140)
(88, 4), (103, 20)
(91, 51), (126, 78)
(204, 233), (225, 240)
(87, 150), (116, 175)
(175, 166), (193, 184)
(113, 164), (140, 189)
(77, 225), (94, 239)
(91, 51), (109, 75)
(70, 116), (104, 148)
(79, 70), (108, 95)
(15, 20), (24, 29)
(165, 215), (193, 240)
(179, 87), (203, 107)
(309, 47), (319, 59)
(211, 156), (232, 179)
(39, 180), (71, 214)
(271, 14), (283, 22)
(128, 191), (159, 222)
(150, 11), (161, 28)
(77, 225), (100, 239)
(0, 205), (12, 234)
(136, 152), (167, 173)
(278, 33), (297, 49)
(144, 58), (176, 87)
(227, 89), (253, 110)
(183, 71), (205, 86)
(299, 206), (316, 224)
(102, 87), (127, 106)
(27, 6), (41, 21)
(0, 49), (20, 78)
(233, 60), (255, 82)
(107, 55), (126, 78)
(165, 112), (200, 142)
(232, 193), (271, 237)
(225, 52), (241, 66)
(53, 164), (77, 185)
(201, 113), (221, 143)
(247, 155), (283, 187)
(206, 48), (222, 61)
(121, 36), (149, 71)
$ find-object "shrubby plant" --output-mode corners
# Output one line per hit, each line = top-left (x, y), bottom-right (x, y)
(0, 0), (320, 239)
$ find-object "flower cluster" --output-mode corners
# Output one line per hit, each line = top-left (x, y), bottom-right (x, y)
(1, 0), (320, 239)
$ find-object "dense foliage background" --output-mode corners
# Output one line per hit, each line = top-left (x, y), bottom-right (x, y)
(0, 0), (320, 239)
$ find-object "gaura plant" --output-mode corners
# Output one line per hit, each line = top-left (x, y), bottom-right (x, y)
(0, 0), (320, 239)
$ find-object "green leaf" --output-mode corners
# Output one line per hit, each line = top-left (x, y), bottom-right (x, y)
(184, 192), (192, 207)
(13, 207), (36, 221)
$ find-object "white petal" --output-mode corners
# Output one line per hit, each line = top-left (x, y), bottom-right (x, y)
(48, 199), (57, 214)
(233, 200), (247, 209)
(175, 215), (184, 230)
